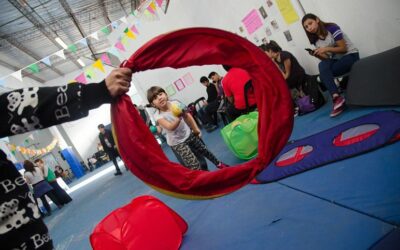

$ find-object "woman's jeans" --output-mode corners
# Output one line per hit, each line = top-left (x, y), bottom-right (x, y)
(318, 53), (360, 96)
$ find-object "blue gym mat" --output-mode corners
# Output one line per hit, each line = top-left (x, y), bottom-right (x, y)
(46, 101), (400, 249)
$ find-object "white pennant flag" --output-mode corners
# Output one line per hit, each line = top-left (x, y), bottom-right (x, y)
(90, 32), (99, 41)
(11, 70), (23, 82)
(120, 16), (128, 24)
(55, 50), (66, 59)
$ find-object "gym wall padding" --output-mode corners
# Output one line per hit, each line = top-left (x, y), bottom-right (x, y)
(347, 46), (400, 106)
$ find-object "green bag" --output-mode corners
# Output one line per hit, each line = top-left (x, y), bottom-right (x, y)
(220, 111), (259, 160)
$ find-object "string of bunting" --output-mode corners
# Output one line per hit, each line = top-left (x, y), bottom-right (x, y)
(6, 138), (59, 157)
(0, 0), (163, 87)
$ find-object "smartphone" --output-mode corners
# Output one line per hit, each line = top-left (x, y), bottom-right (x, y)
(305, 48), (313, 53)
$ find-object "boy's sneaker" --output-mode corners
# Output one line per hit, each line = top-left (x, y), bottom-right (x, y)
(216, 162), (229, 169)
(330, 96), (346, 117)
(204, 124), (217, 132)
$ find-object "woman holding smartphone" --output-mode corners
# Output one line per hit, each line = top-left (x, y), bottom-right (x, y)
(302, 13), (359, 117)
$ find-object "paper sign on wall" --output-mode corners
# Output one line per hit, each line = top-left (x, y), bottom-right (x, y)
(242, 9), (263, 35)
(182, 72), (194, 86)
(174, 79), (185, 91)
(276, 0), (299, 25)
(165, 84), (176, 96)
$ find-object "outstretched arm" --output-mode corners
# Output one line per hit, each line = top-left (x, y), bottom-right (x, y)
(0, 68), (132, 138)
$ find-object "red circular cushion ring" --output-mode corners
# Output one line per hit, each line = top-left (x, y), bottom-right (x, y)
(111, 27), (293, 199)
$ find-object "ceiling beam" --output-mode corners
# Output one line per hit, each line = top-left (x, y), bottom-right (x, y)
(0, 33), (64, 76)
(8, 0), (83, 70)
(98, 0), (112, 24)
(131, 0), (135, 13)
(0, 60), (45, 83)
(58, 0), (98, 60)
(118, 0), (128, 16)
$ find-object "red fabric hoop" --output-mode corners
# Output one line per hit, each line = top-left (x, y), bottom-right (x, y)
(112, 27), (293, 199)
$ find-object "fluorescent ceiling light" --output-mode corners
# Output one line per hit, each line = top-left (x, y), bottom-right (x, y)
(55, 37), (68, 49)
(77, 58), (86, 67)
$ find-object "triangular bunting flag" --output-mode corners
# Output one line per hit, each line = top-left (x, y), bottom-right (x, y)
(144, 9), (152, 18)
(130, 25), (139, 35)
(68, 79), (76, 84)
(74, 72), (87, 84)
(11, 70), (23, 82)
(55, 50), (66, 59)
(41, 56), (52, 66)
(120, 16), (128, 24)
(135, 19), (141, 27)
(115, 41), (126, 52)
(78, 38), (88, 47)
(156, 0), (163, 7)
(126, 29), (136, 39)
(111, 21), (119, 29)
(90, 32), (99, 41)
(100, 53), (111, 65)
(143, 8), (159, 21)
(108, 47), (121, 58)
(121, 36), (130, 47)
(93, 59), (105, 73)
(27, 63), (40, 74)
(68, 44), (78, 53)
(85, 67), (95, 79)
(123, 28), (129, 33)
(148, 1), (157, 13)
(101, 26), (111, 35)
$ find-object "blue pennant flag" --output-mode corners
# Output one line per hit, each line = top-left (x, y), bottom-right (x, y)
(41, 56), (52, 66)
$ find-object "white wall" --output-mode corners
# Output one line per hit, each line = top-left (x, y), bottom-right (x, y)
(299, 0), (400, 57)
(109, 0), (320, 90)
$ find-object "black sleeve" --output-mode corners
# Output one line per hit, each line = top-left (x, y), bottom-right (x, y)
(0, 81), (113, 138)
(206, 85), (218, 103)
(98, 133), (106, 150)
(106, 130), (116, 146)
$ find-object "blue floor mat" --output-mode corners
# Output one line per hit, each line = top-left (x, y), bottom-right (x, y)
(179, 183), (394, 250)
(281, 104), (400, 226)
(46, 101), (399, 249)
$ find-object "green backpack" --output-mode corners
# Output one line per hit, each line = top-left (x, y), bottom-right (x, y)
(220, 111), (259, 160)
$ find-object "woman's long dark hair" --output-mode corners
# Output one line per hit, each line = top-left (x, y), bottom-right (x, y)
(23, 160), (37, 173)
(259, 40), (282, 53)
(301, 13), (337, 45)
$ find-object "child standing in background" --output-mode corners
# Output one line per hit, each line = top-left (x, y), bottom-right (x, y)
(147, 86), (228, 170)
(302, 13), (359, 117)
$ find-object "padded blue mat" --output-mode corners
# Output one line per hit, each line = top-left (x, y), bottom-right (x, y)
(256, 110), (400, 183)
(280, 105), (400, 226)
(179, 183), (394, 250)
